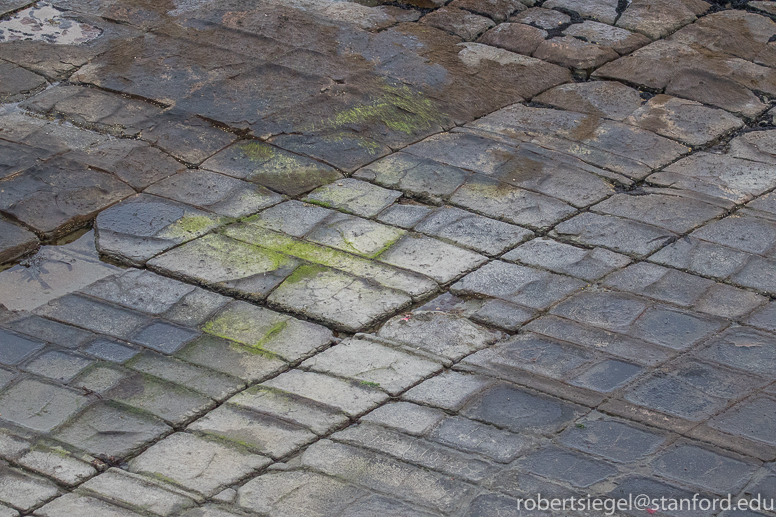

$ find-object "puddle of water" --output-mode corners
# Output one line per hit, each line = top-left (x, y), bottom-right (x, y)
(0, 2), (102, 44)
(0, 229), (120, 312)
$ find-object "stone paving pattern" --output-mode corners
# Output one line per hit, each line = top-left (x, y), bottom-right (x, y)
(2, 0), (776, 515)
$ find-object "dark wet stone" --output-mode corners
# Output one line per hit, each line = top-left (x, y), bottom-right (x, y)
(552, 212), (675, 257)
(130, 321), (200, 355)
(0, 157), (134, 238)
(53, 401), (171, 458)
(654, 444), (755, 494)
(519, 446), (618, 488)
(421, 8), (495, 41)
(270, 132), (391, 174)
(560, 417), (664, 462)
(0, 61), (47, 103)
(177, 335), (285, 383)
(0, 140), (54, 180)
(304, 179), (401, 218)
(2, 315), (95, 350)
(20, 85), (161, 137)
(144, 169), (283, 218)
(0, 328), (45, 366)
(570, 359), (643, 394)
(0, 218), (38, 264)
(94, 194), (226, 266)
(84, 339), (141, 363)
(140, 110), (238, 164)
(478, 22), (547, 56)
(64, 139), (185, 190)
(248, 200), (333, 238)
(201, 140), (342, 196)
(462, 384), (582, 434)
(431, 416), (529, 463)
(35, 293), (151, 339)
(377, 204), (434, 229)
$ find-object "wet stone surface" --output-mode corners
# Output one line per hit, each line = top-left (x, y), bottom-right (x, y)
(2, 0), (776, 512)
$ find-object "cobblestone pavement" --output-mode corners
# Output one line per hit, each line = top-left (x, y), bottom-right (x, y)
(1, 0), (776, 515)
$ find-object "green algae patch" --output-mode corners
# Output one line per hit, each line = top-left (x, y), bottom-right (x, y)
(282, 264), (330, 285)
(161, 214), (224, 240)
(203, 306), (289, 354)
(308, 82), (448, 136)
(240, 141), (276, 161)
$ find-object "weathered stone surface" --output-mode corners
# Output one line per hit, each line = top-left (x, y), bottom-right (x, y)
(710, 396), (776, 447)
(306, 213), (406, 258)
(144, 170), (282, 218)
(129, 433), (270, 496)
(0, 218), (38, 265)
(518, 446), (618, 487)
(35, 494), (144, 517)
(95, 195), (226, 266)
(360, 402), (445, 436)
(247, 200), (332, 238)
(201, 141), (342, 196)
(450, 0), (525, 23)
(379, 234), (486, 283)
(502, 237), (630, 281)
(512, 7), (570, 29)
(730, 131), (776, 167)
(616, 0), (708, 39)
(653, 444), (755, 494)
(0, 378), (87, 432)
(543, 0), (619, 25)
(564, 21), (652, 55)
(534, 36), (619, 70)
(0, 467), (59, 512)
(304, 179), (401, 218)
(140, 111), (237, 165)
(534, 81), (644, 121)
(176, 334), (285, 383)
(0, 62), (47, 103)
(553, 212), (675, 257)
(624, 95), (744, 147)
(478, 23), (547, 56)
(560, 415), (665, 462)
(0, 158), (134, 238)
(421, 8), (495, 41)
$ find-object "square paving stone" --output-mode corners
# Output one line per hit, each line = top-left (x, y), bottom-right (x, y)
(517, 446), (618, 488)
(0, 467), (59, 512)
(79, 468), (198, 517)
(306, 213), (406, 258)
(2, 316), (95, 350)
(34, 493), (145, 517)
(378, 234), (487, 283)
(162, 288), (231, 328)
(377, 203), (435, 229)
(353, 153), (470, 204)
(83, 339), (141, 364)
(0, 218), (38, 265)
(429, 415), (531, 463)
(262, 370), (388, 417)
(413, 207), (532, 255)
(188, 405), (316, 459)
(559, 416), (665, 463)
(129, 433), (271, 496)
(145, 169), (283, 218)
(0, 329), (45, 366)
(451, 260), (585, 309)
(461, 384), (584, 435)
(461, 332), (595, 382)
(650, 154), (776, 206)
(300, 440), (477, 514)
(35, 294), (151, 339)
(236, 471), (367, 517)
(450, 174), (576, 230)
(104, 374), (214, 425)
(247, 200), (333, 237)
(303, 179), (402, 218)
(202, 141), (342, 196)
(698, 327), (776, 379)
(0, 157), (134, 238)
(332, 422), (495, 482)
(126, 351), (243, 400)
(534, 80), (644, 121)
(130, 322), (200, 355)
(228, 385), (350, 436)
(650, 237), (753, 282)
(629, 307), (724, 350)
(95, 194), (228, 266)
(267, 265), (411, 332)
(81, 269), (196, 315)
(623, 374), (725, 422)
(593, 190), (725, 234)
(140, 110), (238, 165)
(53, 401), (171, 458)
(691, 214), (776, 256)
(149, 234), (299, 300)
(653, 444), (756, 494)
(552, 212), (676, 257)
(71, 365), (128, 394)
(377, 311), (502, 363)
(360, 402), (446, 436)
(403, 371), (495, 411)
(175, 335), (286, 383)
(268, 132), (391, 175)
(710, 396), (776, 446)
(570, 359), (643, 393)
(201, 301), (332, 363)
(22, 350), (93, 382)
(0, 378), (87, 432)
(502, 237), (631, 281)
(301, 336), (442, 395)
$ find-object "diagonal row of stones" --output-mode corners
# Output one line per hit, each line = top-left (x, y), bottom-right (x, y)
(3, 1), (776, 516)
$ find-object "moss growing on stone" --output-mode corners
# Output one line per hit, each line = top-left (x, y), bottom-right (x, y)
(240, 141), (275, 161)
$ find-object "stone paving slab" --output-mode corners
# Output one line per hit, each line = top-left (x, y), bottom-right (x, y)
(4, 0), (776, 513)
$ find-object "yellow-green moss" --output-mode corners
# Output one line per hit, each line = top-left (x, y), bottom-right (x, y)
(240, 141), (275, 161)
